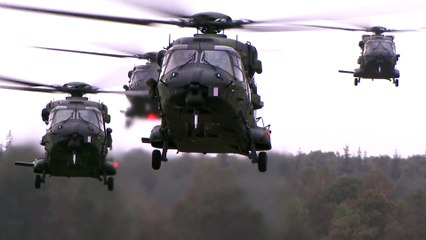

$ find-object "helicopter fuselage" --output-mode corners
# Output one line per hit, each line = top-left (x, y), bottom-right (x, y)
(356, 35), (400, 79)
(39, 98), (114, 179)
(124, 62), (161, 119)
(145, 41), (271, 156)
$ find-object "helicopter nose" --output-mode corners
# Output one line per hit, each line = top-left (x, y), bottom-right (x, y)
(68, 132), (82, 150)
(185, 82), (205, 109)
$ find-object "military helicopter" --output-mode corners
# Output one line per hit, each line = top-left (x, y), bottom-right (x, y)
(297, 24), (408, 87)
(0, 75), (146, 190)
(34, 46), (162, 123)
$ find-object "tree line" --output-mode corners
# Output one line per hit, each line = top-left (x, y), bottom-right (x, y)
(0, 144), (426, 239)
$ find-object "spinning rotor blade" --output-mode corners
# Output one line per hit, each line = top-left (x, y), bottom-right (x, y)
(0, 3), (341, 32)
(242, 24), (320, 32)
(0, 85), (58, 93)
(91, 42), (156, 60)
(0, 75), (58, 88)
(0, 75), (149, 96)
(96, 89), (150, 97)
(34, 44), (158, 62)
(291, 24), (366, 32)
(121, 1), (192, 18)
(292, 24), (416, 34)
(0, 3), (180, 26)
(33, 46), (140, 59)
(2, 2), (425, 34)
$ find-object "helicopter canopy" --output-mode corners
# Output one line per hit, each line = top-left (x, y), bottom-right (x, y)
(129, 64), (160, 89)
(363, 39), (396, 56)
(161, 45), (245, 81)
(49, 106), (104, 130)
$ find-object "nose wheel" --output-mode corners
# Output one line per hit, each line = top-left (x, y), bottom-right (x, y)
(152, 148), (169, 170)
(152, 149), (162, 170)
(354, 78), (360, 86)
(35, 175), (42, 189)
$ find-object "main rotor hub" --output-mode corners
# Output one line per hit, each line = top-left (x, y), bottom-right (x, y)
(370, 26), (388, 35)
(189, 12), (233, 34)
(62, 82), (97, 97)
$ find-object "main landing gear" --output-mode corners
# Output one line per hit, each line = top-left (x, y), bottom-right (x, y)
(392, 78), (399, 87)
(103, 176), (114, 191)
(354, 77), (360, 86)
(354, 77), (399, 87)
(249, 150), (268, 173)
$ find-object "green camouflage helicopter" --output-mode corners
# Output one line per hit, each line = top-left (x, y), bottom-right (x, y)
(296, 24), (413, 87)
(0, 75), (146, 190)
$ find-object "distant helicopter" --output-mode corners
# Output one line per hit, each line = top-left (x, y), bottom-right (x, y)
(34, 46), (162, 123)
(0, 75), (145, 190)
(298, 24), (408, 87)
(0, 4), (317, 172)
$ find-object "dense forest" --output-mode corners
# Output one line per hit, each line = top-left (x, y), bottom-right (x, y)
(1, 143), (426, 240)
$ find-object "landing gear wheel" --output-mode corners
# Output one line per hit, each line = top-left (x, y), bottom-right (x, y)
(152, 149), (162, 170)
(354, 78), (360, 86)
(107, 177), (114, 191)
(35, 175), (42, 189)
(257, 152), (268, 172)
(395, 79), (399, 87)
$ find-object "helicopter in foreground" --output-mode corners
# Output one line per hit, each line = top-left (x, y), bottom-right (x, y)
(142, 26), (272, 172)
(299, 24), (406, 87)
(0, 76), (145, 190)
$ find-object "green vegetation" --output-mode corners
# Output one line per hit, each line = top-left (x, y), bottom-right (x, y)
(1, 144), (426, 239)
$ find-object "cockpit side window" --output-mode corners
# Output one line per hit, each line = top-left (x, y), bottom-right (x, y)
(163, 49), (198, 75)
(160, 52), (170, 74)
(231, 53), (244, 82)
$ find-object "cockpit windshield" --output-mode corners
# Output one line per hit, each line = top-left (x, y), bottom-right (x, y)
(51, 109), (74, 126)
(164, 50), (197, 73)
(200, 50), (233, 75)
(162, 47), (244, 81)
(364, 40), (396, 55)
(49, 108), (104, 130)
(77, 110), (101, 127)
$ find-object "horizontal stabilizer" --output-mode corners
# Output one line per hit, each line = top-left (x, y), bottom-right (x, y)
(15, 161), (34, 167)
(339, 70), (355, 74)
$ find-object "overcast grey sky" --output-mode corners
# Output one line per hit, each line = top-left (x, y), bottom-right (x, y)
(0, 0), (426, 157)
